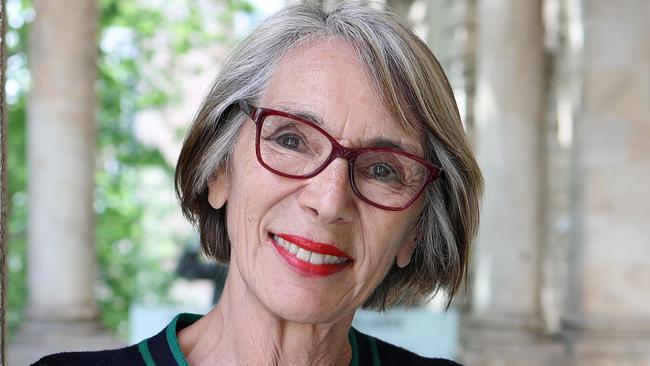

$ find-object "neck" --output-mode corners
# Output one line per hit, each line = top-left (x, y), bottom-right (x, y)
(178, 262), (354, 366)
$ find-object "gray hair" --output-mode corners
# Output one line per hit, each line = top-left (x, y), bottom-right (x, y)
(175, 2), (483, 310)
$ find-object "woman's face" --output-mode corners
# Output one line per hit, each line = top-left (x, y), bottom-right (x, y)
(210, 39), (425, 324)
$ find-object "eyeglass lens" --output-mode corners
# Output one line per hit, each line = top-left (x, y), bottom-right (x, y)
(258, 114), (430, 208)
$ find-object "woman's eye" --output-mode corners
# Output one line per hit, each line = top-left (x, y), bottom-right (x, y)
(277, 134), (302, 149)
(370, 163), (398, 181)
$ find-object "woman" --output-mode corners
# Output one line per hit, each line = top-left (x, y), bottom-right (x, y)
(35, 2), (482, 365)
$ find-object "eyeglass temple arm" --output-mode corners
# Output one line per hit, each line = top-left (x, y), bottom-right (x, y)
(238, 100), (257, 120)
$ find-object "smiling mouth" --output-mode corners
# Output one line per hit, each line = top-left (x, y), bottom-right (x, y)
(273, 234), (349, 265)
(270, 233), (353, 276)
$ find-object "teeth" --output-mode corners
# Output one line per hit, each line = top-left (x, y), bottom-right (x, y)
(273, 235), (347, 265)
(310, 253), (324, 265)
(296, 247), (311, 262)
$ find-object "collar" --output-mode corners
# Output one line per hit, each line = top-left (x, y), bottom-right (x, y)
(136, 313), (378, 366)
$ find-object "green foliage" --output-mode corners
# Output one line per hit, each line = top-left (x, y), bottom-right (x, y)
(6, 0), (254, 339)
(95, 0), (253, 337)
(6, 0), (33, 338)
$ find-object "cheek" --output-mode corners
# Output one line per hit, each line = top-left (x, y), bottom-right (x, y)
(224, 132), (261, 245)
(361, 198), (422, 262)
(226, 144), (299, 244)
(230, 126), (295, 200)
(359, 213), (412, 265)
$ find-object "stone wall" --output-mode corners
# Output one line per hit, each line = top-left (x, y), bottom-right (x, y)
(455, 0), (650, 364)
(563, 1), (650, 364)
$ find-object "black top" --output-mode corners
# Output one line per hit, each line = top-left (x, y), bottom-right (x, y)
(33, 313), (462, 366)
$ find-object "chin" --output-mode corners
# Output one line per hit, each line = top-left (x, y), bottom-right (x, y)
(261, 284), (353, 325)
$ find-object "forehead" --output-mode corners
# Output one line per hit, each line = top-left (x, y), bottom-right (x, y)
(258, 38), (424, 155)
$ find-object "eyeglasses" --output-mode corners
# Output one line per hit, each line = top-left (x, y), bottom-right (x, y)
(237, 101), (442, 211)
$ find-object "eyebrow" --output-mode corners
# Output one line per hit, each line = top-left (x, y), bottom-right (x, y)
(365, 138), (413, 153)
(279, 105), (324, 127)
(274, 104), (422, 155)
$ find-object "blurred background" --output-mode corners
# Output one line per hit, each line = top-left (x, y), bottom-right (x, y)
(1, 0), (648, 365)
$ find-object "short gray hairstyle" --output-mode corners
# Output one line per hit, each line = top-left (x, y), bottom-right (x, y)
(175, 2), (483, 310)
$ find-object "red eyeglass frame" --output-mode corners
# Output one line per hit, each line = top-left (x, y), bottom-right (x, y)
(237, 100), (442, 211)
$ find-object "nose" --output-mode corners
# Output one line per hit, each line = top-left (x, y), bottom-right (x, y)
(297, 158), (354, 224)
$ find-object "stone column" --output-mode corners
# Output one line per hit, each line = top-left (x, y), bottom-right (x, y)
(564, 1), (650, 365)
(27, 0), (97, 323)
(9, 1), (119, 364)
(460, 0), (562, 364)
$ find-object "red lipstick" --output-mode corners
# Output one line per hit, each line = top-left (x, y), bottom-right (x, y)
(271, 233), (353, 277)
(276, 234), (352, 259)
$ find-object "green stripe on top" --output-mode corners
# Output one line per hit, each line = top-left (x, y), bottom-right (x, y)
(367, 334), (381, 366)
(137, 339), (156, 366)
(166, 313), (204, 366)
(348, 327), (359, 366)
(155, 313), (369, 366)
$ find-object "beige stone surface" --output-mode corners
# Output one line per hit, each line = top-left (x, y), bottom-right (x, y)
(561, 2), (650, 364)
(585, 172), (650, 216)
(462, 0), (650, 364)
(470, 0), (544, 320)
(572, 0), (650, 322)
(10, 0), (116, 362)
(26, 0), (98, 321)
(628, 123), (650, 162)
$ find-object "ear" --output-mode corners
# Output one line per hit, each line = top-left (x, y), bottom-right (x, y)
(207, 166), (230, 210)
(396, 230), (417, 268)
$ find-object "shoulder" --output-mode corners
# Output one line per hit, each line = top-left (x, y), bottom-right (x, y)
(362, 331), (463, 366)
(31, 345), (145, 366)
